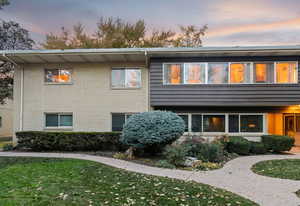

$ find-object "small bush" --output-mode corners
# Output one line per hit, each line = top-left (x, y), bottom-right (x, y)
(155, 160), (176, 169)
(261, 135), (294, 152)
(164, 145), (187, 167)
(16, 131), (125, 151)
(250, 141), (267, 154)
(121, 111), (185, 153)
(184, 141), (224, 163)
(3, 143), (14, 151)
(226, 136), (251, 155)
(113, 152), (128, 160)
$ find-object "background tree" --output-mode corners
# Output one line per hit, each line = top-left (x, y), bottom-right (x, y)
(42, 17), (207, 49)
(0, 21), (34, 104)
(0, 0), (9, 9)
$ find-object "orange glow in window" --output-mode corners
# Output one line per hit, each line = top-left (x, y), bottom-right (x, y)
(187, 65), (202, 83)
(255, 64), (267, 82)
(276, 63), (296, 83)
(169, 65), (181, 84)
(230, 63), (245, 83)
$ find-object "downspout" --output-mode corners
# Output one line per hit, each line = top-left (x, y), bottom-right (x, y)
(144, 50), (151, 112)
(2, 54), (23, 132)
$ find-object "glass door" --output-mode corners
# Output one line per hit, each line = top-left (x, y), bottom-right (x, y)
(284, 113), (300, 146)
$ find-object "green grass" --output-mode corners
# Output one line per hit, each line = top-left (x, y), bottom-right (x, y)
(0, 157), (257, 206)
(252, 159), (300, 180)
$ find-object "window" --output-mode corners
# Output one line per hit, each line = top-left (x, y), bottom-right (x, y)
(240, 115), (263, 133)
(254, 63), (274, 83)
(208, 63), (228, 84)
(184, 63), (206, 84)
(111, 68), (141, 88)
(191, 114), (202, 132)
(178, 114), (189, 132)
(45, 69), (72, 83)
(164, 64), (183, 84)
(229, 114), (239, 133)
(230, 63), (251, 83)
(111, 113), (136, 131)
(203, 115), (225, 132)
(45, 113), (73, 128)
(276, 62), (297, 83)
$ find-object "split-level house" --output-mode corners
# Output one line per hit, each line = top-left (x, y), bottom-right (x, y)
(1, 46), (300, 146)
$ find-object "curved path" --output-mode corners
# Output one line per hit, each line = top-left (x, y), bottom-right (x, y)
(0, 152), (300, 206)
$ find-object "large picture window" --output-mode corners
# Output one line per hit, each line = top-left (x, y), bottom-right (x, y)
(45, 69), (72, 83)
(163, 61), (297, 85)
(177, 113), (264, 134)
(164, 64), (183, 84)
(111, 68), (141, 88)
(276, 62), (297, 83)
(230, 63), (251, 83)
(45, 113), (73, 128)
(208, 63), (228, 84)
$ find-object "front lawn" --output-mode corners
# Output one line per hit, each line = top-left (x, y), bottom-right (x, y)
(0, 157), (257, 206)
(252, 159), (300, 180)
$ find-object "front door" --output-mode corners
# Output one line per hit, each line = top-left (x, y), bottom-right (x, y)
(284, 114), (300, 146)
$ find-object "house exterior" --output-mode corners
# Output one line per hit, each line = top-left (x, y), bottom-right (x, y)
(1, 46), (300, 145)
(0, 99), (13, 138)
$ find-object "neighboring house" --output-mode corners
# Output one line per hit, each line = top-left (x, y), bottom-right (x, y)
(1, 46), (300, 145)
(0, 99), (13, 138)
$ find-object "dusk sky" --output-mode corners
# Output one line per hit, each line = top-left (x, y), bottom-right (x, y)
(2, 0), (300, 47)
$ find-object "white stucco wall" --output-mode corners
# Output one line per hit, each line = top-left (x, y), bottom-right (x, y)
(13, 62), (148, 142)
(0, 99), (13, 137)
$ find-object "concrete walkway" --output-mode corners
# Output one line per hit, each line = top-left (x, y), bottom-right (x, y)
(0, 152), (300, 206)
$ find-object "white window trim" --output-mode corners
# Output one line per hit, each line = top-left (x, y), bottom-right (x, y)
(163, 61), (298, 85)
(111, 67), (142, 89)
(44, 68), (73, 85)
(44, 112), (73, 130)
(179, 113), (266, 136)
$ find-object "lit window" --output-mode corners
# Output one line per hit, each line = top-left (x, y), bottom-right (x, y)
(240, 115), (263, 133)
(254, 63), (274, 83)
(203, 115), (225, 132)
(111, 68), (141, 88)
(276, 62), (297, 83)
(184, 63), (206, 84)
(230, 63), (251, 83)
(45, 113), (73, 128)
(164, 64), (183, 84)
(208, 63), (228, 84)
(45, 69), (72, 83)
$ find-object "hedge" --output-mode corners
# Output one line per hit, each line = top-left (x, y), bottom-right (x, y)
(226, 136), (251, 155)
(16, 131), (125, 152)
(249, 141), (267, 154)
(261, 135), (294, 152)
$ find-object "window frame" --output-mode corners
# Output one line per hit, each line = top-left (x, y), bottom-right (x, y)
(111, 67), (142, 89)
(44, 112), (73, 130)
(177, 113), (266, 136)
(44, 68), (73, 85)
(162, 61), (298, 85)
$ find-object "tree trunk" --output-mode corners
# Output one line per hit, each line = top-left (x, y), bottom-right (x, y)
(125, 146), (135, 159)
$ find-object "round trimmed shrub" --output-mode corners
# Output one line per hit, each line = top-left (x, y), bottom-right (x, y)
(226, 136), (251, 155)
(261, 135), (294, 153)
(120, 111), (185, 151)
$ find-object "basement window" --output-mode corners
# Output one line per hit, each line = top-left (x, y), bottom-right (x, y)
(45, 113), (73, 128)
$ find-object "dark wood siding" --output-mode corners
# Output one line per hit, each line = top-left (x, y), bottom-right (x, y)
(150, 56), (300, 106)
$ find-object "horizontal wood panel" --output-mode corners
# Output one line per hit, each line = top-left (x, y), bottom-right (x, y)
(150, 56), (300, 106)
